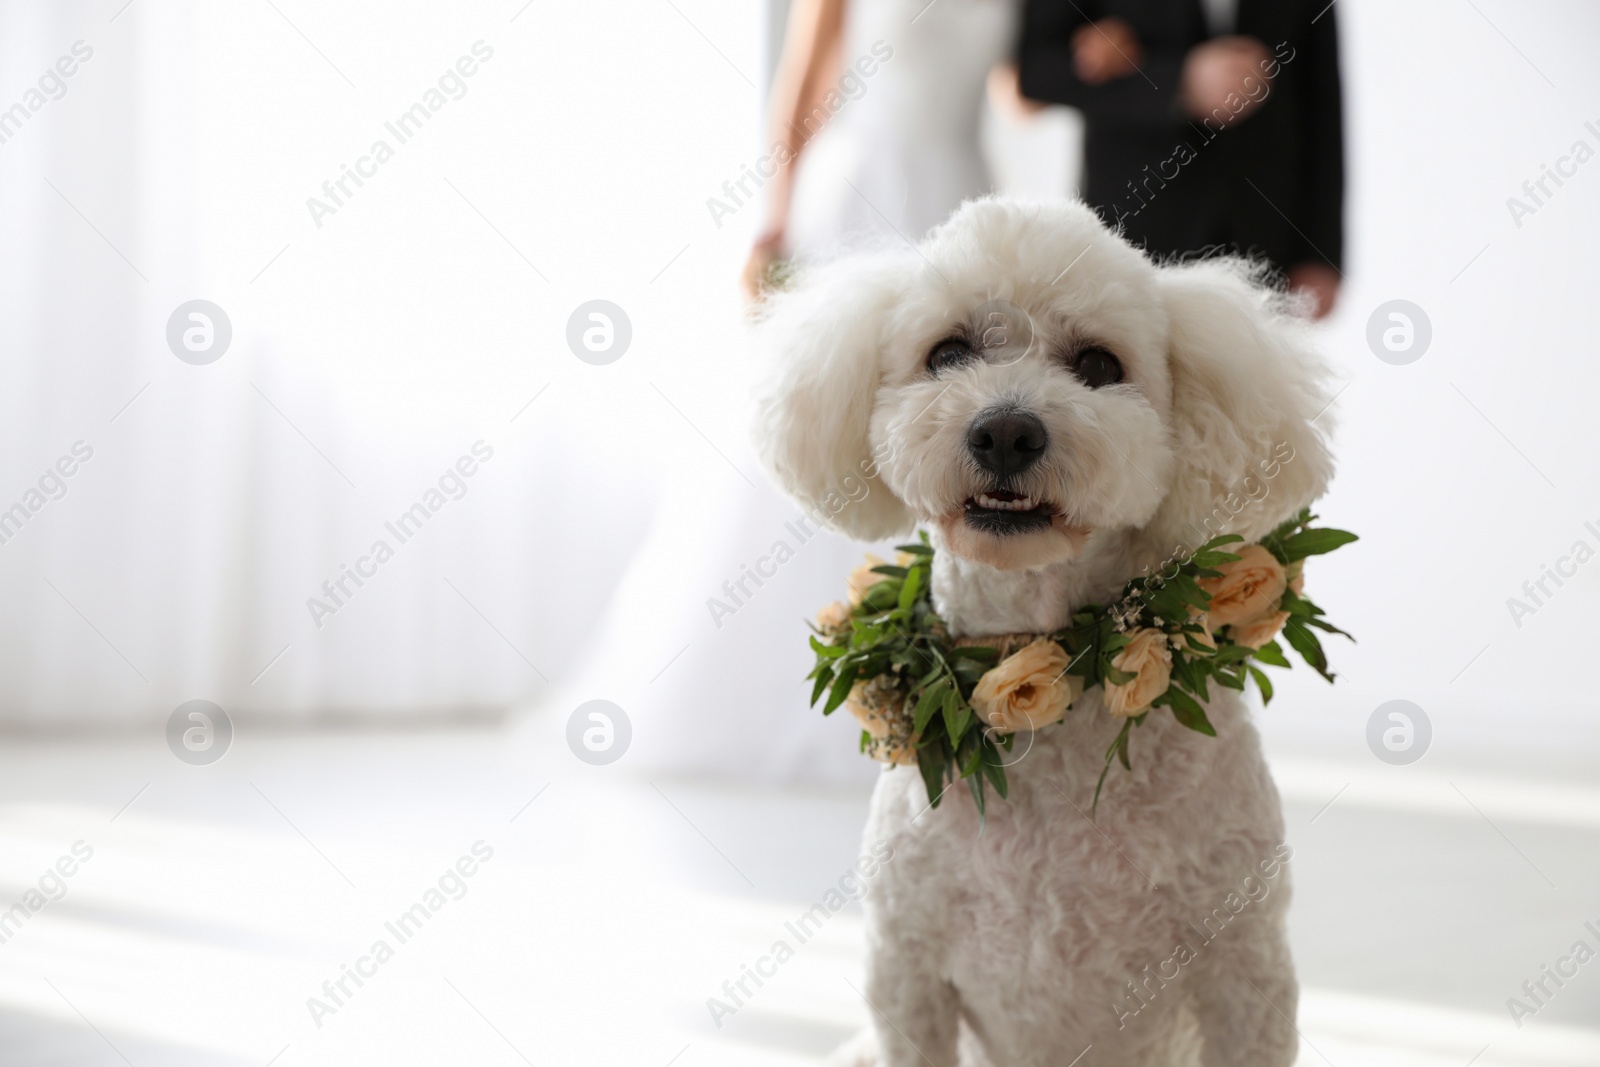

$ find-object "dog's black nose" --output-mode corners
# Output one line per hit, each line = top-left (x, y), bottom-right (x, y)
(966, 410), (1047, 476)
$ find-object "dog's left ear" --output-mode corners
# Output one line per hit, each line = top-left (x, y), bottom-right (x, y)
(1151, 259), (1335, 549)
(752, 257), (915, 541)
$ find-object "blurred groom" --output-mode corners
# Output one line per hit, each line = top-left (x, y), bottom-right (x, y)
(1017, 0), (1344, 317)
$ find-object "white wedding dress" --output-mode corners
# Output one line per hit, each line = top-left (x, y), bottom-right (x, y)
(562, 0), (1017, 785)
(787, 0), (1018, 261)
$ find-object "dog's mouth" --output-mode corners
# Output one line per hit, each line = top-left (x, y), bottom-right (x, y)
(963, 489), (1056, 535)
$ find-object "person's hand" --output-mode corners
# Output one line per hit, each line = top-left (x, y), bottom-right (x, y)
(1288, 262), (1340, 320)
(1070, 18), (1142, 86)
(741, 232), (786, 304)
(1179, 36), (1272, 123)
(988, 63), (1047, 120)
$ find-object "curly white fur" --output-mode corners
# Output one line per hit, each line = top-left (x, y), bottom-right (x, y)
(753, 198), (1334, 1067)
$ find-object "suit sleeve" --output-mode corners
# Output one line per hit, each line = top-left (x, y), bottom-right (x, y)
(1016, 0), (1188, 132)
(1295, 5), (1344, 271)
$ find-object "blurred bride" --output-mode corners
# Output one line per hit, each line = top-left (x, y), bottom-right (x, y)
(743, 0), (1019, 291)
(568, 0), (1019, 785)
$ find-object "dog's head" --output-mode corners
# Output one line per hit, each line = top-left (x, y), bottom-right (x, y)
(754, 198), (1333, 571)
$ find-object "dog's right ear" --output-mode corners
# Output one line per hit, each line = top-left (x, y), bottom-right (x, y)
(752, 257), (914, 541)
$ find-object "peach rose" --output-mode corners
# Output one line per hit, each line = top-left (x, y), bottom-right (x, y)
(1105, 628), (1173, 718)
(1230, 610), (1288, 650)
(1196, 544), (1287, 629)
(815, 600), (853, 633)
(847, 554), (889, 605)
(970, 638), (1083, 733)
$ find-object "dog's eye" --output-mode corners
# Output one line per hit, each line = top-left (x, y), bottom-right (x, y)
(1072, 346), (1124, 388)
(926, 338), (975, 375)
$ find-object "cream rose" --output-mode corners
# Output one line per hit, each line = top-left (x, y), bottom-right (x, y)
(815, 600), (852, 633)
(970, 638), (1082, 733)
(847, 554), (889, 605)
(1196, 544), (1287, 629)
(1105, 627), (1174, 718)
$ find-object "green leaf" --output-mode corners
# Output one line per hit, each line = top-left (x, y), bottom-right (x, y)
(953, 667), (989, 693)
(1212, 665), (1247, 691)
(1162, 686), (1217, 736)
(960, 738), (984, 777)
(869, 564), (909, 579)
(917, 747), (946, 808)
(943, 688), (972, 747)
(1282, 617), (1333, 682)
(1264, 507), (1312, 545)
(951, 645), (1000, 663)
(895, 542), (935, 557)
(967, 773), (987, 822)
(1248, 664), (1274, 705)
(859, 730), (871, 753)
(810, 635), (847, 659)
(1117, 723), (1136, 769)
(913, 680), (948, 734)
(897, 564), (923, 611)
(980, 742), (1009, 799)
(1253, 640), (1291, 668)
(1103, 665), (1138, 686)
(1304, 616), (1355, 640)
(823, 663), (859, 714)
(861, 582), (901, 611)
(1280, 589), (1318, 618)
(1278, 528), (1358, 562)
(1211, 643), (1254, 665)
(1092, 719), (1134, 814)
(1190, 547), (1243, 569)
(1171, 654), (1211, 703)
(810, 664), (834, 706)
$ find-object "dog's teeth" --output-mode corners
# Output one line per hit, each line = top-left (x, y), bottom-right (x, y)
(974, 493), (1040, 512)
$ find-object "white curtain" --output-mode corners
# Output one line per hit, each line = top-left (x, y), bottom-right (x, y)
(0, 0), (766, 725)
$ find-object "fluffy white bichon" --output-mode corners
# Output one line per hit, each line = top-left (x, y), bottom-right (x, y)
(752, 198), (1333, 1067)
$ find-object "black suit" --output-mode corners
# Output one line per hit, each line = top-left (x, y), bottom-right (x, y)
(1017, 0), (1343, 276)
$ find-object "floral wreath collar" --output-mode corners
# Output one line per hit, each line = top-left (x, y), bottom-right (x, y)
(807, 509), (1356, 814)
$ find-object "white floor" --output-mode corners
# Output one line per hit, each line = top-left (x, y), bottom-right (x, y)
(0, 720), (1597, 1066)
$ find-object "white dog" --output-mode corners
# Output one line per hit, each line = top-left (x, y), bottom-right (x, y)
(752, 198), (1333, 1067)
